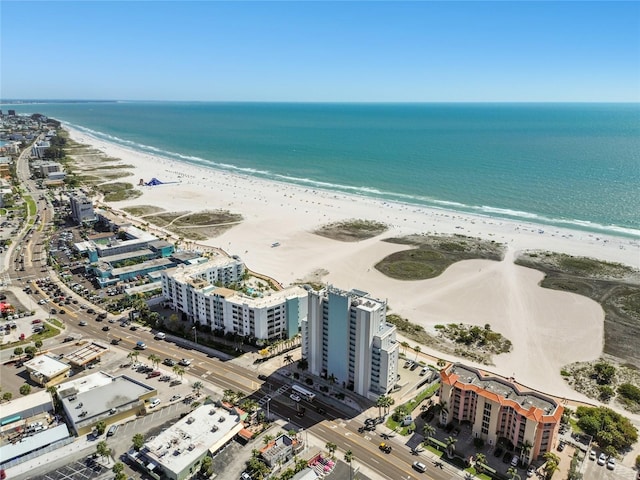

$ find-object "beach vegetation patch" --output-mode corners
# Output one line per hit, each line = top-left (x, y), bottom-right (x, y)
(574, 405), (637, 452)
(123, 205), (166, 217)
(376, 234), (505, 280)
(314, 219), (388, 242)
(386, 313), (510, 365)
(142, 211), (188, 227)
(562, 359), (640, 413)
(517, 251), (640, 369)
(172, 210), (243, 227)
(95, 182), (142, 202)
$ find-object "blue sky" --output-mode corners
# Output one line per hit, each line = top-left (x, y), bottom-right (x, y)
(1, 1), (639, 102)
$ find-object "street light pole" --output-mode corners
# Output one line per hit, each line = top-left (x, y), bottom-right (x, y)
(192, 326), (197, 344)
(266, 397), (271, 422)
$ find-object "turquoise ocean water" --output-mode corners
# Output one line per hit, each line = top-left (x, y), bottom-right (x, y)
(5, 102), (640, 237)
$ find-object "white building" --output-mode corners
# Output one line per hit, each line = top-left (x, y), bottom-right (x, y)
(130, 404), (243, 480)
(162, 259), (307, 340)
(302, 286), (399, 399)
(69, 193), (96, 224)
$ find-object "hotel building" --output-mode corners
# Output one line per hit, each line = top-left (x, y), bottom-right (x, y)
(302, 286), (399, 399)
(440, 363), (563, 463)
(162, 259), (307, 341)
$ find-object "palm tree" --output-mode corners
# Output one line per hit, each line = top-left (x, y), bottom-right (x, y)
(192, 381), (204, 397)
(520, 440), (533, 463)
(325, 442), (337, 458)
(283, 353), (294, 368)
(376, 395), (393, 418)
(344, 450), (354, 480)
(400, 341), (409, 355)
(445, 436), (457, 459)
(475, 453), (487, 473)
(413, 345), (422, 361)
(433, 399), (449, 425)
(148, 354), (160, 369)
(542, 452), (560, 480)
(127, 351), (139, 363)
(507, 466), (520, 480)
(263, 434), (275, 446)
(96, 440), (110, 462)
(423, 423), (436, 439)
(172, 365), (185, 380)
(437, 358), (446, 368)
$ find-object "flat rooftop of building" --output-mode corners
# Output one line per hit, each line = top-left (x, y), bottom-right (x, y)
(64, 342), (108, 367)
(226, 286), (308, 308)
(0, 424), (70, 465)
(448, 364), (558, 414)
(168, 256), (243, 281)
(62, 374), (156, 426)
(170, 251), (203, 264)
(100, 248), (154, 264)
(143, 404), (243, 476)
(0, 390), (53, 420)
(112, 257), (174, 276)
(24, 354), (70, 378)
(149, 239), (173, 249)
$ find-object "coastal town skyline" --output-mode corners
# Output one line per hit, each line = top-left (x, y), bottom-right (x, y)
(2, 1), (639, 103)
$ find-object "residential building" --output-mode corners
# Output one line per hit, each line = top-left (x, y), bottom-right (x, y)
(439, 363), (564, 464)
(69, 193), (96, 224)
(31, 140), (50, 159)
(162, 259), (307, 340)
(129, 403), (243, 480)
(260, 433), (304, 468)
(302, 286), (399, 399)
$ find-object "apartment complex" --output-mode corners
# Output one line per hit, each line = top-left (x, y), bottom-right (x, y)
(440, 364), (563, 463)
(162, 259), (307, 341)
(302, 286), (399, 399)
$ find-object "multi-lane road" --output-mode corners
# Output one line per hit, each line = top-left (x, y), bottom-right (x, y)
(8, 136), (454, 480)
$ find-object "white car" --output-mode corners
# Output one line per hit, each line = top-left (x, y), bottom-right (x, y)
(606, 457), (615, 470)
(149, 398), (161, 408)
(589, 450), (596, 461)
(290, 393), (301, 402)
(527, 466), (535, 477)
(597, 453), (607, 466)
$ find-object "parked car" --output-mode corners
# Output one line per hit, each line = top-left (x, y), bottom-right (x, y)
(589, 450), (597, 461)
(79, 321), (87, 326)
(527, 466), (535, 477)
(102, 326), (110, 331)
(606, 457), (615, 470)
(597, 453), (607, 466)
(148, 398), (161, 408)
(106, 425), (118, 437)
(147, 371), (161, 379)
(31, 319), (43, 324)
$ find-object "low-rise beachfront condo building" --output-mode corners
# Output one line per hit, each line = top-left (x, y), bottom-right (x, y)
(162, 259), (307, 341)
(439, 363), (563, 464)
(302, 286), (399, 399)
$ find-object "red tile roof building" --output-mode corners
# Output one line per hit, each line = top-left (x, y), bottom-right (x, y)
(440, 364), (563, 464)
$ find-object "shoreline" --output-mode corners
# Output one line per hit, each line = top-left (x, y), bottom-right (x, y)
(64, 124), (639, 401)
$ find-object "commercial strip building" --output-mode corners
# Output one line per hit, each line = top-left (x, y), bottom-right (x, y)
(56, 371), (157, 436)
(302, 286), (399, 399)
(162, 259), (308, 341)
(23, 354), (71, 387)
(129, 403), (244, 480)
(439, 363), (563, 464)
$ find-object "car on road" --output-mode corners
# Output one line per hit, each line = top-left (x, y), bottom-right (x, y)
(170, 394), (182, 402)
(258, 374), (268, 381)
(31, 319), (43, 324)
(316, 406), (326, 414)
(58, 309), (65, 314)
(379, 443), (392, 453)
(178, 358), (192, 366)
(412, 461), (427, 473)
(130, 325), (138, 331)
(106, 425), (118, 437)
(87, 308), (95, 314)
(102, 326), (110, 331)
(79, 321), (87, 326)
(289, 393), (301, 402)
(111, 338), (122, 345)
(63, 336), (75, 343)
(589, 450), (597, 461)
(163, 358), (176, 366)
(108, 318), (115, 323)
(136, 341), (147, 350)
(597, 453), (607, 466)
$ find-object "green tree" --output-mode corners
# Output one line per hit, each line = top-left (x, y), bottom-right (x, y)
(413, 344), (422, 361)
(437, 358), (447, 368)
(24, 346), (37, 359)
(200, 455), (213, 476)
(598, 385), (615, 402)
(34, 340), (43, 352)
(263, 434), (275, 446)
(19, 384), (31, 396)
(344, 450), (354, 480)
(2, 392), (12, 402)
(475, 453), (487, 470)
(148, 353), (161, 369)
(112, 462), (124, 475)
(376, 395), (394, 418)
(325, 442), (337, 458)
(132, 433), (145, 451)
(127, 350), (139, 363)
(96, 440), (110, 462)
(13, 347), (23, 358)
(423, 423), (436, 439)
(593, 361), (616, 384)
(507, 466), (520, 480)
(400, 341), (409, 355)
(445, 436), (457, 458)
(95, 421), (107, 435)
(192, 381), (204, 397)
(172, 365), (185, 380)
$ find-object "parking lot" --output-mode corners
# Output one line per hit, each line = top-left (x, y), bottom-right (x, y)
(583, 450), (637, 480)
(30, 457), (106, 480)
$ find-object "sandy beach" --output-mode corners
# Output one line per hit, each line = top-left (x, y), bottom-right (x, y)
(66, 126), (639, 402)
